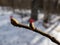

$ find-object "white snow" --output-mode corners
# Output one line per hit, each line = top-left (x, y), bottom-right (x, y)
(0, 7), (60, 45)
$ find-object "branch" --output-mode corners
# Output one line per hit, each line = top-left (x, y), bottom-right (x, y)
(10, 18), (60, 45)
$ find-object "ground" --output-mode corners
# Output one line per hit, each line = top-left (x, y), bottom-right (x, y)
(0, 7), (60, 45)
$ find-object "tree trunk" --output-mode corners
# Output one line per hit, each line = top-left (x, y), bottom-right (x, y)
(43, 0), (51, 23)
(31, 0), (38, 21)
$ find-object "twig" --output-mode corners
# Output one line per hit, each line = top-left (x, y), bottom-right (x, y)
(10, 18), (60, 45)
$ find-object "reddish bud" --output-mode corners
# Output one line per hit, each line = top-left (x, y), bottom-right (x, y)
(10, 16), (13, 18)
(29, 18), (35, 23)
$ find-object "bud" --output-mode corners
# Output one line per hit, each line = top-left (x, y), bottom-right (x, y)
(10, 16), (13, 18)
(29, 18), (35, 23)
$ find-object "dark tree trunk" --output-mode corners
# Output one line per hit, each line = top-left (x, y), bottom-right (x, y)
(43, 0), (51, 23)
(57, 0), (60, 15)
(31, 0), (43, 21)
(31, 0), (38, 21)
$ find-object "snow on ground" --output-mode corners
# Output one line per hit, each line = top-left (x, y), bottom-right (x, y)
(0, 7), (60, 45)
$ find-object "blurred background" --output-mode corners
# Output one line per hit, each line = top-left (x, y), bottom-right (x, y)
(0, 0), (60, 45)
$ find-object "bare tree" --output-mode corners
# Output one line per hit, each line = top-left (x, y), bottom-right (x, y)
(43, 0), (58, 28)
(31, 0), (38, 21)
(31, 0), (43, 21)
(57, 0), (60, 15)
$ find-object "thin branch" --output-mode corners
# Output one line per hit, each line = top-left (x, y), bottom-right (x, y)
(10, 18), (60, 45)
(17, 24), (60, 45)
